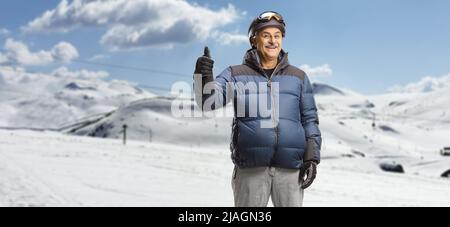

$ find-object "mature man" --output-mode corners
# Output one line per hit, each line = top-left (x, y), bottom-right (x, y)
(194, 11), (322, 207)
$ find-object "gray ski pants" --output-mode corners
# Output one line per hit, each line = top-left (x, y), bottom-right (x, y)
(231, 166), (304, 207)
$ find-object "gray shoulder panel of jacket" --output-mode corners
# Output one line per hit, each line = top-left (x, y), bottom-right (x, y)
(279, 65), (306, 81)
(230, 65), (260, 77)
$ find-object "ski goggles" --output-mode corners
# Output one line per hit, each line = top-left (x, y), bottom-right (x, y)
(257, 11), (285, 26)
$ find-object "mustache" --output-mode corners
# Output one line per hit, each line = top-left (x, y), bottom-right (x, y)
(265, 44), (278, 48)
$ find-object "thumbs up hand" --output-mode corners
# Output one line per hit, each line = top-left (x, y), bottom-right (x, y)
(203, 46), (211, 59)
(194, 46), (214, 77)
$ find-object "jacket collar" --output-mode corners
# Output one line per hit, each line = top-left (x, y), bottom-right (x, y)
(242, 48), (290, 78)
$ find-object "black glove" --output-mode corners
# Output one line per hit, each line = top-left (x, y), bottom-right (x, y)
(299, 161), (317, 189)
(194, 46), (214, 82)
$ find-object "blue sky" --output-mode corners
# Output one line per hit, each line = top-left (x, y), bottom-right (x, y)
(1, 0), (450, 95)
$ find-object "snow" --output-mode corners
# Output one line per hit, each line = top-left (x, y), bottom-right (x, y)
(64, 97), (234, 146)
(0, 129), (232, 206)
(312, 82), (347, 96)
(0, 129), (449, 207)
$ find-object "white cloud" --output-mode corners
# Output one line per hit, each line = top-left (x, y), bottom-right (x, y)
(0, 28), (9, 36)
(299, 64), (333, 77)
(23, 0), (244, 50)
(51, 67), (109, 79)
(212, 31), (248, 46)
(0, 65), (109, 96)
(388, 74), (450, 93)
(3, 39), (53, 65)
(51, 42), (79, 63)
(0, 53), (7, 64)
(0, 39), (79, 66)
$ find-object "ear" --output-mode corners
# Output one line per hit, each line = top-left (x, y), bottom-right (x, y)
(251, 36), (257, 47)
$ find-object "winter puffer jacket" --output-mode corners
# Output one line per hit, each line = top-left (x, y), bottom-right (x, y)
(194, 48), (321, 169)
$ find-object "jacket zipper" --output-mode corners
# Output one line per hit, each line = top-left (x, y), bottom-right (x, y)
(266, 65), (280, 166)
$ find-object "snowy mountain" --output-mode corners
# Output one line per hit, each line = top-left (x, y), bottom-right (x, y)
(63, 96), (233, 146)
(372, 88), (450, 129)
(0, 66), (156, 129)
(314, 87), (450, 179)
(55, 81), (450, 180)
(312, 82), (347, 96)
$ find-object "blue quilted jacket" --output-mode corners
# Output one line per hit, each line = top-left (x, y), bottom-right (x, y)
(195, 49), (321, 169)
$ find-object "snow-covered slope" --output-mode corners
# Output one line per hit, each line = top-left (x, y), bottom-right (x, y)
(63, 96), (234, 146)
(314, 84), (450, 179)
(312, 82), (347, 96)
(55, 85), (450, 183)
(0, 66), (156, 129)
(371, 87), (450, 129)
(0, 129), (449, 207)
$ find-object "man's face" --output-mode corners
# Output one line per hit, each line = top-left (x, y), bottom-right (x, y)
(254, 27), (283, 62)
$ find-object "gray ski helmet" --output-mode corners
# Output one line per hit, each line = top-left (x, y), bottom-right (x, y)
(248, 11), (286, 47)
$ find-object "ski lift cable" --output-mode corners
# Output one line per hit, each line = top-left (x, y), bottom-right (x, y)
(72, 59), (191, 79)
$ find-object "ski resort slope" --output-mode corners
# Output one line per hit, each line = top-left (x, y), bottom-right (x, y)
(64, 83), (450, 180)
(0, 129), (449, 207)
